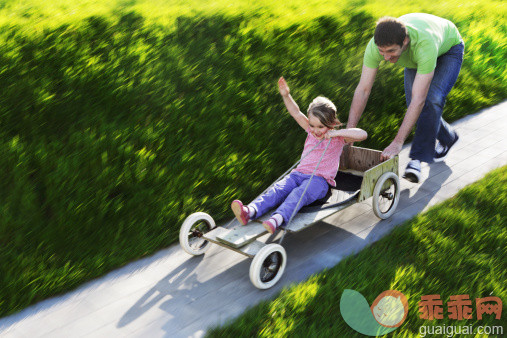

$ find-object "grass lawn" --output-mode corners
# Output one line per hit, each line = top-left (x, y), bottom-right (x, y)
(1, 0), (505, 318)
(207, 165), (506, 337)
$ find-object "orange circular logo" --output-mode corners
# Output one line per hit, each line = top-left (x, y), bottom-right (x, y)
(371, 290), (409, 328)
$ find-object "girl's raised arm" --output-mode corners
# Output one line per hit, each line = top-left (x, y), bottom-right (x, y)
(278, 77), (309, 131)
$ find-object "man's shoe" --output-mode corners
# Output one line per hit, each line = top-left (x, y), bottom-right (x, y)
(403, 159), (421, 183)
(434, 132), (459, 162)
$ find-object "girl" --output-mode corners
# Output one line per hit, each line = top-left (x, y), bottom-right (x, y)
(231, 77), (367, 234)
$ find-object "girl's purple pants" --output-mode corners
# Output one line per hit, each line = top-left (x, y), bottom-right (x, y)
(249, 171), (329, 224)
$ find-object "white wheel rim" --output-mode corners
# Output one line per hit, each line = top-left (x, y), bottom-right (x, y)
(179, 212), (215, 255)
(373, 172), (400, 219)
(250, 244), (287, 289)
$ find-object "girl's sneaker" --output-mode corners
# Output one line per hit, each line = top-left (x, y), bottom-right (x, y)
(231, 200), (250, 225)
(262, 218), (278, 234)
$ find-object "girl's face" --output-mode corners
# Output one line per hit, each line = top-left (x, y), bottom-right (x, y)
(308, 114), (330, 140)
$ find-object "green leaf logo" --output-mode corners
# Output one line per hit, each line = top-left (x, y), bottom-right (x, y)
(340, 289), (408, 336)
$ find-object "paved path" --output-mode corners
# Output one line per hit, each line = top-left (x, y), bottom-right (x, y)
(1, 102), (506, 338)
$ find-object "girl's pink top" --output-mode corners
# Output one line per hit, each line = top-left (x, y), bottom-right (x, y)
(294, 129), (345, 186)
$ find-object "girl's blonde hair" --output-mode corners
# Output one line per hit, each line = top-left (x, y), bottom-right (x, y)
(307, 96), (343, 129)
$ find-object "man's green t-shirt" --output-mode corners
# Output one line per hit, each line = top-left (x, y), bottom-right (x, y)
(363, 13), (462, 74)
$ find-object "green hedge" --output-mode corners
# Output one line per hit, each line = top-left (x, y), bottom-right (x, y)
(0, 2), (506, 317)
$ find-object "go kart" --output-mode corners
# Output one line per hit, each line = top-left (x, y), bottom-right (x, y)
(179, 145), (400, 289)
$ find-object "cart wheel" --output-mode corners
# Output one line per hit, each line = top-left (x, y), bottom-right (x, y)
(249, 244), (287, 289)
(179, 212), (216, 256)
(372, 172), (400, 219)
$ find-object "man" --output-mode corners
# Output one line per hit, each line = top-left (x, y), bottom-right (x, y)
(346, 13), (464, 183)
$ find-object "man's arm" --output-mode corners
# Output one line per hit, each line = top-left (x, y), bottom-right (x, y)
(347, 65), (378, 128)
(381, 71), (434, 161)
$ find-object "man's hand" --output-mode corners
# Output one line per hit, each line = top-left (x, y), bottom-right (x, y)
(278, 77), (290, 97)
(381, 140), (403, 161)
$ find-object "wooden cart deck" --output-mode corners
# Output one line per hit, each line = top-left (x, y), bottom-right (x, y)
(205, 192), (358, 243)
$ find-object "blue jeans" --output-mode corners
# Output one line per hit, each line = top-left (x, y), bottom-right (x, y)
(404, 41), (465, 163)
(250, 171), (329, 224)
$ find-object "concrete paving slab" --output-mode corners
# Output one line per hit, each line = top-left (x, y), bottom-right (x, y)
(0, 101), (505, 337)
